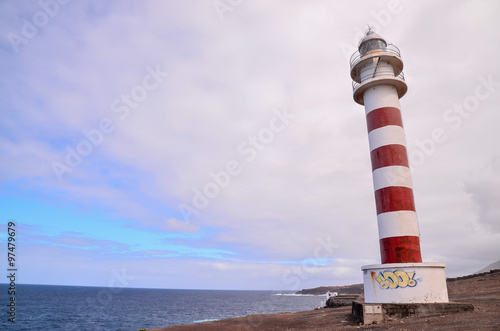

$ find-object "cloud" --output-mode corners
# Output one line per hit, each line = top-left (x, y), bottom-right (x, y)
(1, 0), (500, 289)
(163, 218), (199, 233)
(464, 157), (500, 232)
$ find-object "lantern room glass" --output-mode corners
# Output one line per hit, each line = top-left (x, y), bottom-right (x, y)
(359, 39), (387, 56)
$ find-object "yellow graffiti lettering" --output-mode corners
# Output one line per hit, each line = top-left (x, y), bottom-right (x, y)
(376, 270), (417, 289)
(407, 272), (417, 287)
(383, 271), (399, 288)
(395, 270), (409, 288)
(375, 273), (389, 289)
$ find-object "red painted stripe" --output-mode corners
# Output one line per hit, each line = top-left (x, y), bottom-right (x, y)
(366, 107), (403, 133)
(374, 186), (415, 214)
(370, 144), (409, 171)
(380, 236), (422, 263)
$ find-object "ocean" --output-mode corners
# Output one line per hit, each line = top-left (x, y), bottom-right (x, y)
(0, 284), (325, 331)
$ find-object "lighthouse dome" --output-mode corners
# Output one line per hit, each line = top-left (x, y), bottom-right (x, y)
(358, 29), (387, 56)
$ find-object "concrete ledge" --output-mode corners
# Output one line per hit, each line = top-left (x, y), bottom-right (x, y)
(362, 262), (449, 303)
(352, 301), (474, 325)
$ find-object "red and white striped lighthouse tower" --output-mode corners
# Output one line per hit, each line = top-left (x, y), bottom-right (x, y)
(350, 29), (449, 304)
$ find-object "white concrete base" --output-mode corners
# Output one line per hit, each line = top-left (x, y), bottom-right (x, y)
(362, 263), (449, 303)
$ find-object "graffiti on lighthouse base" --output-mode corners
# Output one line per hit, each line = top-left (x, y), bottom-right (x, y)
(375, 270), (417, 289)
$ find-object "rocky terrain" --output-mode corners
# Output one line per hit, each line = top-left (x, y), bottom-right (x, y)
(151, 270), (500, 331)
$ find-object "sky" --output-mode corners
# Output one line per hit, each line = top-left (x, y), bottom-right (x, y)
(0, 0), (499, 291)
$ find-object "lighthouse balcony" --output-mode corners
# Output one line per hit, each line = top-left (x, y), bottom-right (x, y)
(350, 43), (402, 68)
(350, 44), (404, 83)
(352, 71), (407, 105)
(352, 70), (406, 92)
(352, 67), (405, 88)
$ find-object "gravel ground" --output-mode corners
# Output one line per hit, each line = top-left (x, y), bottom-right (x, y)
(151, 271), (500, 331)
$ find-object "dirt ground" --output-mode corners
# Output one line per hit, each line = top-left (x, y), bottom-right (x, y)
(150, 271), (500, 331)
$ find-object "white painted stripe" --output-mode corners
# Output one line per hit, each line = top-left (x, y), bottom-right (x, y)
(364, 84), (401, 114)
(377, 211), (420, 239)
(368, 125), (407, 151)
(372, 166), (413, 191)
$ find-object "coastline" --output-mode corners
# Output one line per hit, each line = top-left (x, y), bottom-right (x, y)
(150, 271), (500, 330)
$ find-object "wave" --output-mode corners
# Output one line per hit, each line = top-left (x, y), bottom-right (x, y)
(272, 293), (322, 297)
(192, 318), (219, 324)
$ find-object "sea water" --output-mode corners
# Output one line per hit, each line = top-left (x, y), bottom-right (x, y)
(0, 284), (324, 331)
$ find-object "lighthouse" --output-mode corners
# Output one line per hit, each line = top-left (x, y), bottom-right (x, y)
(350, 29), (449, 304)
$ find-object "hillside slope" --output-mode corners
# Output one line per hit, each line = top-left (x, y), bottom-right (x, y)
(475, 260), (500, 273)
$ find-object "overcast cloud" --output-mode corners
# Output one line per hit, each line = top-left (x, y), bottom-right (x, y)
(1, 0), (499, 290)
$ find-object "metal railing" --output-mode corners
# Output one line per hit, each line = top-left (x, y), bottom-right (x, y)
(349, 43), (402, 68)
(352, 70), (405, 91)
